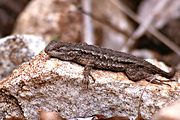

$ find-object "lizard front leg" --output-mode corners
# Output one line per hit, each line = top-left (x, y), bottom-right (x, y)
(82, 61), (96, 88)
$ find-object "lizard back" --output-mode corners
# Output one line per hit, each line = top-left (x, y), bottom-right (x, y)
(45, 41), (175, 78)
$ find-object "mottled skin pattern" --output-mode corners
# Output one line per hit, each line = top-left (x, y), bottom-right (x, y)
(45, 41), (175, 86)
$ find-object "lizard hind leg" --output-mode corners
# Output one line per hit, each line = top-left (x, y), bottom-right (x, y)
(125, 66), (172, 86)
(146, 75), (173, 86)
(125, 66), (152, 82)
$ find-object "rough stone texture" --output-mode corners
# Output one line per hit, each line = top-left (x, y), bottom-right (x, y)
(0, 52), (179, 120)
(0, 34), (46, 80)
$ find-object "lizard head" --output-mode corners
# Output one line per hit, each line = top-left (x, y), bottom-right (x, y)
(44, 40), (76, 58)
(45, 40), (58, 53)
(45, 40), (71, 52)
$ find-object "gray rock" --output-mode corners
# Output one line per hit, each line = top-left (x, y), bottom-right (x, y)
(0, 34), (46, 80)
(0, 52), (179, 120)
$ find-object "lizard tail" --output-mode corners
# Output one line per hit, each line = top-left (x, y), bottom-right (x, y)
(161, 67), (176, 78)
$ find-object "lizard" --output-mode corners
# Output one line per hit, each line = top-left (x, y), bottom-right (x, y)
(44, 40), (175, 87)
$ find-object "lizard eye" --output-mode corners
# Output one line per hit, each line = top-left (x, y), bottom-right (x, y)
(56, 46), (72, 53)
(60, 46), (67, 50)
(58, 46), (70, 52)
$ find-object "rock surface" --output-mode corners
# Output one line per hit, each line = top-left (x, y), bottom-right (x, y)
(0, 34), (46, 80)
(0, 52), (179, 120)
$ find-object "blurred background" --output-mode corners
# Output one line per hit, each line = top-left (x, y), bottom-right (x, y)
(0, 0), (180, 65)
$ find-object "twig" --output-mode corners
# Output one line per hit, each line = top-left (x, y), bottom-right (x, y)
(135, 83), (148, 120)
(78, 6), (130, 37)
(111, 0), (180, 55)
(125, 0), (170, 51)
(82, 0), (95, 45)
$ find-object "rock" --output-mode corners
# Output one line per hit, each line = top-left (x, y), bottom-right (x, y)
(0, 34), (46, 80)
(0, 52), (179, 119)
